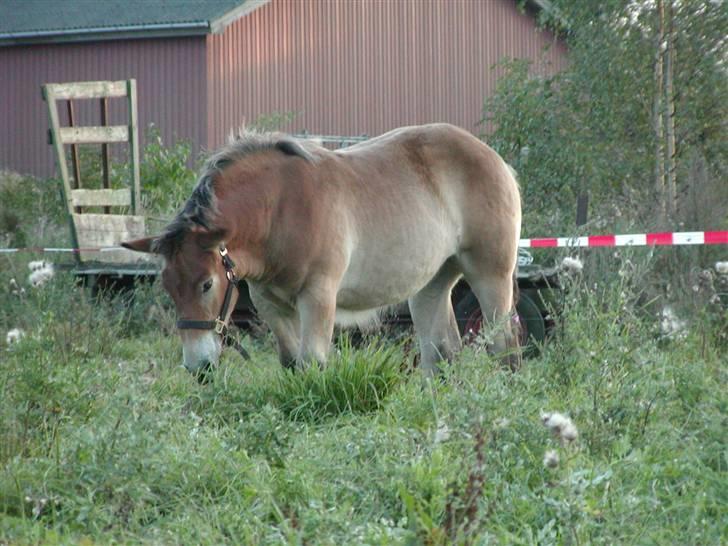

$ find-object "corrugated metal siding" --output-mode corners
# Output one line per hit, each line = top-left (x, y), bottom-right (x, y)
(206, 0), (567, 148)
(1, 0), (566, 177)
(0, 37), (207, 177)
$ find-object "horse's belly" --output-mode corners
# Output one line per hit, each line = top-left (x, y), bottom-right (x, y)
(336, 234), (455, 310)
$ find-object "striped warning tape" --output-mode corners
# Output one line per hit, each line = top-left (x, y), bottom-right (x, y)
(1, 231), (727, 254)
(519, 231), (728, 248)
(0, 247), (124, 254)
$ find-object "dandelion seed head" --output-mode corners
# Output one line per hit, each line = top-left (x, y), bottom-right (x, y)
(715, 261), (728, 275)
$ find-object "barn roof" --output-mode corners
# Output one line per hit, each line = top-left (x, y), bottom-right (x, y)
(0, 0), (269, 46)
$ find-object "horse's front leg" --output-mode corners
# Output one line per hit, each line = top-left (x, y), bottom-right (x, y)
(248, 286), (300, 369)
(296, 278), (338, 367)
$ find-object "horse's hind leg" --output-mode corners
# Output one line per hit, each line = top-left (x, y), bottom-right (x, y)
(458, 253), (521, 371)
(408, 260), (463, 377)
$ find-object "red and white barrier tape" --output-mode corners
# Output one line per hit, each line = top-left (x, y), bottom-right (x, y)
(0, 246), (125, 254)
(519, 231), (728, 248)
(1, 231), (727, 254)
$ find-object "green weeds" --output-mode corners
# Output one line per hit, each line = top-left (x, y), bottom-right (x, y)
(0, 251), (725, 544)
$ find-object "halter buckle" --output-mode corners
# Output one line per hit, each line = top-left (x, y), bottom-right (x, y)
(214, 318), (227, 335)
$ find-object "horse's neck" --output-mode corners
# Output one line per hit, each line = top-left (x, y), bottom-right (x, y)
(218, 193), (273, 282)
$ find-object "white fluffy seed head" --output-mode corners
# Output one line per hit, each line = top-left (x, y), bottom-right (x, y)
(541, 411), (579, 443)
(716, 261), (728, 275)
(28, 265), (54, 288)
(6, 328), (25, 345)
(660, 306), (687, 339)
(561, 422), (578, 442)
(543, 449), (560, 468)
(434, 420), (451, 444)
(493, 417), (511, 429)
(561, 256), (584, 274)
(28, 260), (48, 272)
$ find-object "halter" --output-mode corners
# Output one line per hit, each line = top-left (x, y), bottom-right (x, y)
(176, 244), (250, 360)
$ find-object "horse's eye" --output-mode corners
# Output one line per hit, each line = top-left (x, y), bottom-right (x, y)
(202, 279), (213, 293)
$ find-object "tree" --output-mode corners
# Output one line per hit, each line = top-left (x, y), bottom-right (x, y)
(484, 0), (727, 236)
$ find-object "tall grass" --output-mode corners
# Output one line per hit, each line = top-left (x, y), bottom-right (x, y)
(1, 248), (725, 544)
(270, 336), (406, 422)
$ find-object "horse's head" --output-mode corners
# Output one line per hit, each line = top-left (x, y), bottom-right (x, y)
(122, 227), (238, 379)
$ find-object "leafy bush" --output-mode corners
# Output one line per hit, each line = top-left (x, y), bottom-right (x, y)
(139, 125), (197, 218)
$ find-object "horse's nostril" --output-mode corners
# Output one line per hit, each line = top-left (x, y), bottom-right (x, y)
(194, 361), (214, 384)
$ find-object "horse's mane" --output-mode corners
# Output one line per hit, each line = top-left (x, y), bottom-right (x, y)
(153, 130), (314, 257)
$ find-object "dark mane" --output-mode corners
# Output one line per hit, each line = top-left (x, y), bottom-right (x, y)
(153, 130), (315, 257)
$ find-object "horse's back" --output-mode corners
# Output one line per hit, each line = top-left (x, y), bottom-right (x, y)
(335, 123), (520, 255)
(329, 123), (520, 310)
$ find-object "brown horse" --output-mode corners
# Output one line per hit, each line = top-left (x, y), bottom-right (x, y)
(123, 123), (521, 377)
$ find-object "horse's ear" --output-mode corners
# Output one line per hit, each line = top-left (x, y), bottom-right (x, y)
(276, 139), (314, 162)
(121, 236), (157, 254)
(195, 228), (228, 250)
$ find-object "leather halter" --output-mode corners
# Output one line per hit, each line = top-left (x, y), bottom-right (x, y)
(176, 244), (250, 360)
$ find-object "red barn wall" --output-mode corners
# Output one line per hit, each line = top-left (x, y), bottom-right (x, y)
(0, 0), (566, 178)
(0, 37), (207, 177)
(206, 0), (567, 148)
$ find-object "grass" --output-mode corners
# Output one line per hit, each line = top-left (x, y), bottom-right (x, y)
(0, 253), (726, 545)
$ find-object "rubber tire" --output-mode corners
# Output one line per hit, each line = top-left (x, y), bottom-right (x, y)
(454, 290), (546, 355)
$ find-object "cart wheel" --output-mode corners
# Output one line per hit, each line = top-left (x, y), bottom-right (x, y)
(455, 291), (545, 354)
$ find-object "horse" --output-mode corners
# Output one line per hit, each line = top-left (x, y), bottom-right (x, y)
(122, 123), (522, 379)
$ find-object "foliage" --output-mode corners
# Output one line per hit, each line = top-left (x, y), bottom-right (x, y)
(0, 171), (67, 249)
(139, 125), (198, 218)
(247, 111), (300, 132)
(486, 0), (728, 237)
(1, 250), (725, 544)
